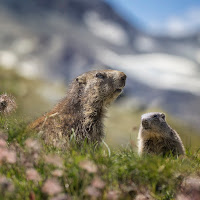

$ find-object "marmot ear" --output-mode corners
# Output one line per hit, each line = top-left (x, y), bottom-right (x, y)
(76, 76), (86, 85)
(161, 113), (165, 120)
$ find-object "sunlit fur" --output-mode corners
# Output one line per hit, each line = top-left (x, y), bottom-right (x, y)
(29, 69), (126, 147)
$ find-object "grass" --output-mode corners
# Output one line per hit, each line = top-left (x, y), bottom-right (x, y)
(0, 117), (200, 200)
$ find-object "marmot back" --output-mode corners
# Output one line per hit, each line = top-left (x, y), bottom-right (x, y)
(138, 112), (185, 156)
(29, 69), (126, 147)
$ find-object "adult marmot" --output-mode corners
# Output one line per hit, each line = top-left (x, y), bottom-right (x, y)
(138, 112), (185, 156)
(30, 69), (126, 146)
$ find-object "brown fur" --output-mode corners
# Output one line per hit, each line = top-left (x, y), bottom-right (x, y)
(29, 70), (126, 146)
(138, 112), (185, 156)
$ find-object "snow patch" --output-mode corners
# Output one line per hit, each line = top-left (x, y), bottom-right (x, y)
(134, 36), (157, 51)
(196, 49), (200, 64)
(0, 51), (18, 69)
(12, 38), (37, 54)
(84, 11), (128, 46)
(18, 59), (42, 79)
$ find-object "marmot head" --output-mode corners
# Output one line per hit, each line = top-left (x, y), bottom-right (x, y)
(140, 112), (168, 137)
(74, 69), (126, 106)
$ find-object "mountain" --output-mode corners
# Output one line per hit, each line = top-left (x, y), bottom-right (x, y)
(0, 0), (200, 129)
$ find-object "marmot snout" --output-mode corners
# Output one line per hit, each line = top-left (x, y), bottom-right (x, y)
(138, 112), (185, 156)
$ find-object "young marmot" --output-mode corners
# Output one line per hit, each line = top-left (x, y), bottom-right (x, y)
(138, 112), (185, 156)
(29, 69), (126, 146)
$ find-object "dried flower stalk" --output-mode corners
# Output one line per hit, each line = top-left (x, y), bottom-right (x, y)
(0, 93), (17, 115)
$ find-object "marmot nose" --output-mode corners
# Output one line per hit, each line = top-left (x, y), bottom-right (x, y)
(120, 73), (127, 83)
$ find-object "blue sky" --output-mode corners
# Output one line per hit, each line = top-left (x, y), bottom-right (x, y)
(104, 0), (200, 35)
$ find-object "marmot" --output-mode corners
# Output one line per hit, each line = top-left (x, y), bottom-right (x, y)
(29, 69), (126, 146)
(138, 112), (185, 156)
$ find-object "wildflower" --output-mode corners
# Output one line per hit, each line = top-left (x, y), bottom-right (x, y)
(26, 168), (41, 182)
(44, 155), (64, 168)
(0, 131), (8, 140)
(52, 169), (63, 177)
(42, 178), (63, 196)
(85, 186), (101, 198)
(50, 194), (69, 200)
(92, 177), (105, 189)
(79, 160), (97, 173)
(107, 190), (120, 200)
(5, 150), (16, 164)
(0, 148), (16, 164)
(0, 139), (7, 148)
(25, 138), (41, 152)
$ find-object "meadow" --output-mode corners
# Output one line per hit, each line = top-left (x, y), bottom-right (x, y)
(0, 68), (200, 199)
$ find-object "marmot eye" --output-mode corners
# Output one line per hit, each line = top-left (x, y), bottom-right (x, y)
(153, 114), (158, 118)
(96, 73), (105, 79)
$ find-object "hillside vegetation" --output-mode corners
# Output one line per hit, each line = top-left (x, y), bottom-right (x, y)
(0, 67), (200, 199)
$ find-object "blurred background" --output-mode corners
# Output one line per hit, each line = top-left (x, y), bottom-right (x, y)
(0, 0), (200, 149)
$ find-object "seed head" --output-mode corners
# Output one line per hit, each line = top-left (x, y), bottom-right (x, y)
(0, 93), (17, 115)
